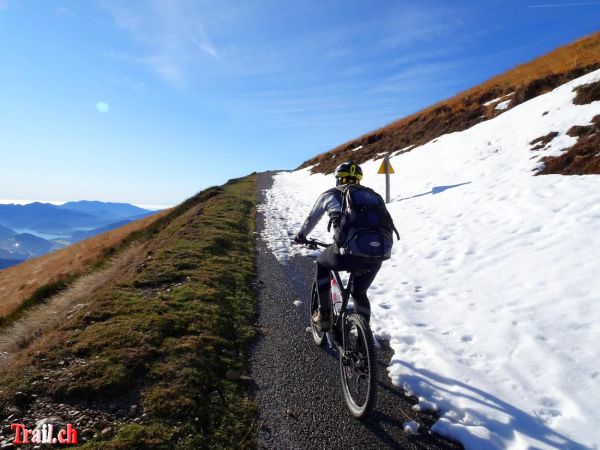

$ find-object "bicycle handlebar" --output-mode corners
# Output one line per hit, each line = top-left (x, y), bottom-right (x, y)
(290, 238), (331, 250)
(307, 239), (330, 248)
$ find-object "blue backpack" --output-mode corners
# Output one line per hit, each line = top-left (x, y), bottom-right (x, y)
(332, 185), (399, 260)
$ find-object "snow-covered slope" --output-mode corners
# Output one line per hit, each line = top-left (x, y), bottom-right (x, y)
(260, 69), (600, 449)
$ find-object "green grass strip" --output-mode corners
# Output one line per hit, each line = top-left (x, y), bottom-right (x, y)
(1, 175), (259, 450)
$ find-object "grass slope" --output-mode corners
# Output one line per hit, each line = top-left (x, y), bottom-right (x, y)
(0, 175), (258, 449)
(0, 209), (171, 322)
(300, 31), (600, 175)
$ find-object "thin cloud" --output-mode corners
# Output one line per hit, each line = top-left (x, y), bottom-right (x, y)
(528, 1), (600, 6)
(368, 60), (463, 95)
(379, 4), (465, 48)
(105, 74), (147, 94)
(107, 50), (186, 86)
(102, 0), (220, 86)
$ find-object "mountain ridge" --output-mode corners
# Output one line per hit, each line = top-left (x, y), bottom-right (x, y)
(0, 203), (101, 234)
(59, 201), (152, 219)
(0, 225), (16, 240)
(0, 201), (159, 269)
(300, 31), (600, 175)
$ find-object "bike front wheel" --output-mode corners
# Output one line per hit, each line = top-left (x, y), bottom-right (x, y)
(339, 313), (377, 418)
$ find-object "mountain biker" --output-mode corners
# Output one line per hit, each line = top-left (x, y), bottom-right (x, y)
(293, 161), (383, 331)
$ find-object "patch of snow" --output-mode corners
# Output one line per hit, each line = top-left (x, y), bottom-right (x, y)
(484, 98), (500, 106)
(413, 400), (438, 412)
(495, 99), (511, 110)
(403, 421), (420, 435)
(351, 145), (363, 152)
(293, 300), (302, 307)
(484, 92), (514, 106)
(261, 69), (600, 449)
(395, 144), (415, 155)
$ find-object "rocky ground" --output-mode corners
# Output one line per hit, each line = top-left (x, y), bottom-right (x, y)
(0, 392), (143, 448)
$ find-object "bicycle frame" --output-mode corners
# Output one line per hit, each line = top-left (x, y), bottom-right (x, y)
(328, 269), (355, 354)
(301, 238), (378, 418)
(300, 239), (356, 354)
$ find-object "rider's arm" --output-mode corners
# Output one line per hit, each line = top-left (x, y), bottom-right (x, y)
(297, 189), (342, 238)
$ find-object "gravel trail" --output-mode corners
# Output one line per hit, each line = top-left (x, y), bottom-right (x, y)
(250, 172), (463, 450)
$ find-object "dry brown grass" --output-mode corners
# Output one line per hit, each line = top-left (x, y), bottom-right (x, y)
(538, 115), (600, 175)
(301, 31), (600, 174)
(0, 210), (170, 319)
(459, 31), (600, 96)
(573, 79), (600, 104)
(530, 132), (559, 151)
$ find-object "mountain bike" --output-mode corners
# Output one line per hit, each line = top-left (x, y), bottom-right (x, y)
(303, 239), (377, 419)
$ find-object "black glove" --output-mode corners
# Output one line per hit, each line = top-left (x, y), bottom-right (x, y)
(293, 233), (307, 244)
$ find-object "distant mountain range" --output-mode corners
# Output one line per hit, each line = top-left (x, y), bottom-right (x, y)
(69, 220), (135, 243)
(0, 201), (158, 269)
(59, 201), (150, 221)
(0, 224), (16, 240)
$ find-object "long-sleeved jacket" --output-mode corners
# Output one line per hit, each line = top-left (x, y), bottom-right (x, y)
(298, 186), (345, 237)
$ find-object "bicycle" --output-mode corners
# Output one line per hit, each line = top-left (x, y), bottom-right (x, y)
(302, 239), (377, 419)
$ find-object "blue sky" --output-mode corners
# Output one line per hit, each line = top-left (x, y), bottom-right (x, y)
(0, 0), (598, 207)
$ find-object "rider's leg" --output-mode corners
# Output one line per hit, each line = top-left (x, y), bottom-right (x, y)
(315, 246), (339, 312)
(350, 263), (382, 323)
(315, 262), (331, 313)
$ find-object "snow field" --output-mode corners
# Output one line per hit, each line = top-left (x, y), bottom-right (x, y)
(259, 69), (600, 449)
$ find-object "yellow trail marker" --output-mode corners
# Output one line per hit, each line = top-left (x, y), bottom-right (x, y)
(378, 155), (394, 203)
(377, 159), (395, 174)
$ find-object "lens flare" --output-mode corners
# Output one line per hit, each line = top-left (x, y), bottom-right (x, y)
(96, 101), (110, 113)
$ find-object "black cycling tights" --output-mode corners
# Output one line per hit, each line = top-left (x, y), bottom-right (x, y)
(315, 246), (381, 322)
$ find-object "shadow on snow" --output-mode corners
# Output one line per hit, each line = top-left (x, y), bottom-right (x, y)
(400, 182), (472, 201)
(394, 361), (591, 450)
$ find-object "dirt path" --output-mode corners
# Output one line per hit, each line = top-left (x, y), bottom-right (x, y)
(250, 172), (463, 449)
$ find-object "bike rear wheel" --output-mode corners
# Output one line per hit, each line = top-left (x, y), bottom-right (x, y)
(309, 282), (325, 346)
(339, 313), (377, 418)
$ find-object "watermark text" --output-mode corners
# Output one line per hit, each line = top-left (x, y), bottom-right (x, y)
(11, 423), (78, 445)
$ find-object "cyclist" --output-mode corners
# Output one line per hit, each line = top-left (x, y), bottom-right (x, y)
(294, 161), (382, 331)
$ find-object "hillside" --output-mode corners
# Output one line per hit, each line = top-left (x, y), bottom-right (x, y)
(0, 176), (257, 449)
(0, 225), (16, 240)
(261, 67), (600, 449)
(0, 209), (170, 326)
(300, 31), (600, 175)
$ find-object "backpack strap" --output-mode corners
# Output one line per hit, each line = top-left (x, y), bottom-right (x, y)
(327, 186), (346, 232)
(340, 184), (351, 210)
(392, 223), (400, 240)
(387, 210), (400, 240)
(368, 186), (400, 241)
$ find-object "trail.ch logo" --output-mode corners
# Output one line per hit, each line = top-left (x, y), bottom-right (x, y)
(11, 423), (78, 445)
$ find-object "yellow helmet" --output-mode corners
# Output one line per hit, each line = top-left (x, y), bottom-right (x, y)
(334, 161), (363, 186)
